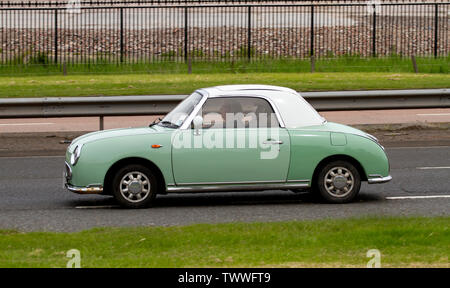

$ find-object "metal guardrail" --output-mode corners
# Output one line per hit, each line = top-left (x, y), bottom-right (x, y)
(303, 89), (450, 110)
(1, 89), (449, 127)
(0, 95), (186, 118)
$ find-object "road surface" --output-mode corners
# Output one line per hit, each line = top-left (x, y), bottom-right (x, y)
(0, 145), (448, 232)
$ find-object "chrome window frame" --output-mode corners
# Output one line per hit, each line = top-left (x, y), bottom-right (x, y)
(180, 93), (286, 130)
(179, 89), (209, 130)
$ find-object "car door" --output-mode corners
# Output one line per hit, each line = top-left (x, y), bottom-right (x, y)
(171, 96), (290, 185)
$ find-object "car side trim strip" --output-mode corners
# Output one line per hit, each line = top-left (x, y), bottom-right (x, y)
(287, 179), (310, 183)
(167, 182), (310, 193)
(176, 179), (287, 186)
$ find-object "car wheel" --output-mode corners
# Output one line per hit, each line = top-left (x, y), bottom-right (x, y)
(112, 164), (157, 208)
(314, 160), (361, 203)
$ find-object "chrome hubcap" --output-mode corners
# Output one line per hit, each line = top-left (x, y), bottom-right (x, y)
(120, 172), (151, 203)
(324, 167), (354, 197)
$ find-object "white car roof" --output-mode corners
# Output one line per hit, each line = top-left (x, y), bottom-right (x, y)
(203, 84), (298, 98)
(200, 85), (325, 128)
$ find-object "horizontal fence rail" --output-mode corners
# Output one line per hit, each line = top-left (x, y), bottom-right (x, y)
(2, 1), (449, 7)
(0, 2), (448, 67)
(1, 89), (448, 120)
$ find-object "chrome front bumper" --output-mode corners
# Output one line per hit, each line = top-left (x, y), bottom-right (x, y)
(65, 183), (104, 194)
(64, 161), (103, 194)
(367, 175), (392, 184)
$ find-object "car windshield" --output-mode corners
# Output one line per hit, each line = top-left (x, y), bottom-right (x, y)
(159, 92), (203, 128)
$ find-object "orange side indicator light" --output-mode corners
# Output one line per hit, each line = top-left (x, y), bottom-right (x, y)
(151, 144), (162, 149)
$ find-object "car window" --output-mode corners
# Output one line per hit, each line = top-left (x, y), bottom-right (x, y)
(195, 97), (279, 129)
(266, 91), (325, 128)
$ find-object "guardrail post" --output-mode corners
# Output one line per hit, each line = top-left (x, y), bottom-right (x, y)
(434, 4), (439, 58)
(120, 8), (124, 63)
(372, 4), (376, 57)
(310, 5), (314, 57)
(54, 9), (58, 64)
(247, 6), (252, 61)
(99, 116), (104, 131)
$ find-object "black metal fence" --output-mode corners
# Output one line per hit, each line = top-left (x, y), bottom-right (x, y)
(0, 2), (448, 66)
(2, 1), (449, 7)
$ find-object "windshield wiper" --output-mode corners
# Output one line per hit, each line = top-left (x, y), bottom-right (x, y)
(149, 117), (162, 127)
(158, 121), (180, 128)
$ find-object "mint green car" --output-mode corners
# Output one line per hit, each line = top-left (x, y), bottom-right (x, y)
(65, 85), (391, 208)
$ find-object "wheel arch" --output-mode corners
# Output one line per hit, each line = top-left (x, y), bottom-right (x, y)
(103, 157), (167, 195)
(312, 154), (368, 184)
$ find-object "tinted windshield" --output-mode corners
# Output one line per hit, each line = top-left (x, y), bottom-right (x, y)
(161, 92), (203, 127)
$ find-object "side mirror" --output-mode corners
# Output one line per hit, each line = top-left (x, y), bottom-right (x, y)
(193, 115), (203, 135)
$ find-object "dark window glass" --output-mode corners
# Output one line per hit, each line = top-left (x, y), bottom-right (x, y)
(195, 97), (279, 128)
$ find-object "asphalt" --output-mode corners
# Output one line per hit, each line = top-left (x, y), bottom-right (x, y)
(0, 146), (448, 232)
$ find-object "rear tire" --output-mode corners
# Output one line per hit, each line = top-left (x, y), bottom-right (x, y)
(112, 164), (157, 209)
(314, 160), (361, 204)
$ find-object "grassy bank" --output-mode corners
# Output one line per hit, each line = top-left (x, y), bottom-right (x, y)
(1, 56), (449, 75)
(0, 217), (448, 268)
(1, 72), (449, 98)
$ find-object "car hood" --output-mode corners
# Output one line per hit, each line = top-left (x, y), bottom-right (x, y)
(68, 125), (171, 152)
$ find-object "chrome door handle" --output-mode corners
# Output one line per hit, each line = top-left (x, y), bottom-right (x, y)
(263, 140), (283, 145)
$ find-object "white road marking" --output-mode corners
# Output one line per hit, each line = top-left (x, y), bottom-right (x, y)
(416, 113), (450, 116)
(75, 205), (119, 209)
(386, 195), (450, 200)
(0, 122), (54, 126)
(417, 166), (450, 170)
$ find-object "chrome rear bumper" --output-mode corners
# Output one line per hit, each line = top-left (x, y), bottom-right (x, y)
(368, 175), (392, 184)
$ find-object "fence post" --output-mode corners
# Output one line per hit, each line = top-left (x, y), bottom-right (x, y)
(372, 4), (376, 57)
(411, 55), (418, 73)
(310, 5), (314, 57)
(434, 4), (439, 58)
(188, 57), (192, 74)
(247, 5), (251, 61)
(184, 6), (188, 63)
(120, 8), (124, 63)
(54, 9), (58, 64)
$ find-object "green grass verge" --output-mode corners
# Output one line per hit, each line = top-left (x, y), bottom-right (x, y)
(1, 72), (449, 98)
(0, 217), (448, 268)
(1, 56), (449, 75)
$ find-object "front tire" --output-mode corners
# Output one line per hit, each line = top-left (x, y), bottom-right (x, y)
(314, 160), (361, 203)
(112, 164), (157, 208)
